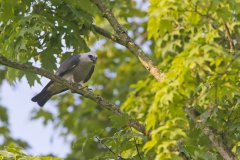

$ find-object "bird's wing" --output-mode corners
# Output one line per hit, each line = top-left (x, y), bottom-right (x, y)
(55, 54), (80, 76)
(83, 65), (95, 83)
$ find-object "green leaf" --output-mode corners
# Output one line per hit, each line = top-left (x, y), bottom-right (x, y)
(110, 113), (129, 128)
(143, 137), (158, 153)
(39, 53), (57, 72)
(216, 7), (231, 21)
(1, 143), (62, 159)
(25, 72), (41, 87)
(5, 68), (23, 85)
(121, 148), (137, 158)
(158, 19), (173, 36)
(0, 106), (8, 123)
(5, 143), (25, 155)
(31, 109), (54, 125)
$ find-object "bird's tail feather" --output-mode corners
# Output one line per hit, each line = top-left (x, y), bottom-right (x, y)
(31, 90), (52, 107)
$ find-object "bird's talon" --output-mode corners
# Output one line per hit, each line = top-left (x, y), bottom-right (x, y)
(77, 85), (83, 90)
(87, 88), (93, 91)
(71, 89), (76, 93)
(77, 86), (93, 92)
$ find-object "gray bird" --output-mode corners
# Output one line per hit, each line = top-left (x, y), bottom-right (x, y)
(32, 52), (97, 107)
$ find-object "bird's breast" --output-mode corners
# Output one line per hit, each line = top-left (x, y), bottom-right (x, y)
(73, 62), (92, 83)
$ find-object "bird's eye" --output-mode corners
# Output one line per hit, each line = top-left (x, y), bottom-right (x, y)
(88, 55), (93, 58)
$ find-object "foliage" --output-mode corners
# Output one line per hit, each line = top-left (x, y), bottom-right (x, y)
(0, 0), (240, 160)
(0, 144), (61, 160)
(137, 0), (240, 159)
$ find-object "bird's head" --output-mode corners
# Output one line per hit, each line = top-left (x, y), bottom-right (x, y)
(80, 52), (98, 64)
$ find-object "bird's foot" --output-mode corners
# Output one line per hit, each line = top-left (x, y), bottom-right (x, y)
(86, 87), (93, 92)
(70, 84), (82, 93)
(78, 85), (93, 91)
(71, 84), (93, 93)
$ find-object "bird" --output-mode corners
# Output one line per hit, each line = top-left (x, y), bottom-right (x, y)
(31, 52), (97, 107)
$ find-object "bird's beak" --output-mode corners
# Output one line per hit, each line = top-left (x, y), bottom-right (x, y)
(91, 57), (97, 63)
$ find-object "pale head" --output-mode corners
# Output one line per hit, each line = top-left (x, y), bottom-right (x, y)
(79, 52), (98, 64)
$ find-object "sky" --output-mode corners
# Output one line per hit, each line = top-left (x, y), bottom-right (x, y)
(0, 77), (71, 158)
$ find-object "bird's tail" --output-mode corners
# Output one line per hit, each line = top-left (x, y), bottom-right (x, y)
(31, 90), (52, 107)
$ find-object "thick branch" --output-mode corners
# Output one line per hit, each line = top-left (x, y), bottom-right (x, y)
(184, 107), (236, 160)
(90, 0), (236, 159)
(91, 0), (165, 82)
(0, 55), (146, 135)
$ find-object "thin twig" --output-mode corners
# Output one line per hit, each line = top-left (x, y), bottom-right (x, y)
(96, 137), (115, 154)
(224, 23), (235, 52)
(225, 101), (238, 133)
(129, 127), (142, 160)
(92, 25), (124, 46)
(95, 136), (125, 159)
(177, 141), (193, 160)
(177, 9), (215, 21)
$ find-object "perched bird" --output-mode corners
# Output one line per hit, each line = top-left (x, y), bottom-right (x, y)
(31, 52), (97, 107)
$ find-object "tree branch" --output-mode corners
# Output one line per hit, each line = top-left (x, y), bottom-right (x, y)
(92, 25), (124, 46)
(224, 23), (235, 51)
(90, 0), (236, 159)
(184, 107), (236, 160)
(90, 0), (165, 82)
(0, 55), (147, 135)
